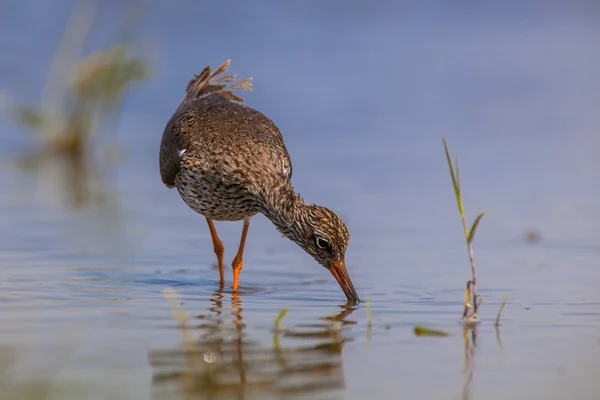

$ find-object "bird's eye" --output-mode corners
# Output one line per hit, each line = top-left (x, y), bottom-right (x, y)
(315, 237), (331, 250)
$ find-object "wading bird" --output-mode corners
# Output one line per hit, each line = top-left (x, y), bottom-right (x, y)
(159, 60), (359, 303)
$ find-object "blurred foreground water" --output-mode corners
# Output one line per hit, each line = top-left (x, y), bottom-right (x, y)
(0, 1), (599, 399)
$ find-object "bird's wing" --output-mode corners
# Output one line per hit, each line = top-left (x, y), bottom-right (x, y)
(159, 114), (194, 188)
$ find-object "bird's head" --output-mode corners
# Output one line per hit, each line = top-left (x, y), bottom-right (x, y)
(285, 204), (359, 303)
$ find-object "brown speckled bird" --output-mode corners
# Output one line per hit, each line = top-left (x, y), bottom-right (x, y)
(159, 60), (359, 303)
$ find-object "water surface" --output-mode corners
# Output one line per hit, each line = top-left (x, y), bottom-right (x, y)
(1, 1), (599, 399)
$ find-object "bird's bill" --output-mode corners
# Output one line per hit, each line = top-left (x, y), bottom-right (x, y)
(329, 261), (360, 304)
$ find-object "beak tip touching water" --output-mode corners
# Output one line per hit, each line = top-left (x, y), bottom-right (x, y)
(329, 261), (360, 304)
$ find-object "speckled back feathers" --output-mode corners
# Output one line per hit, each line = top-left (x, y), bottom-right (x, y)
(158, 60), (352, 278)
(159, 60), (292, 194)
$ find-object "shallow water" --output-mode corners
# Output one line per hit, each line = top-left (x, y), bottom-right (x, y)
(1, 1), (600, 399)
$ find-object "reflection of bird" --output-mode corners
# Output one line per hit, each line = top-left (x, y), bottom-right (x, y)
(149, 289), (356, 398)
(159, 60), (359, 302)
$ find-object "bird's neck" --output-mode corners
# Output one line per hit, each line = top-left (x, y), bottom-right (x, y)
(257, 181), (308, 241)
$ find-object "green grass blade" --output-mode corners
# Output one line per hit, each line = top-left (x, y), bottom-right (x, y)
(442, 136), (459, 195)
(467, 212), (486, 244)
(495, 294), (508, 327)
(454, 154), (465, 219)
(454, 154), (461, 194)
(442, 135), (464, 217)
(274, 307), (289, 331)
(273, 308), (288, 352)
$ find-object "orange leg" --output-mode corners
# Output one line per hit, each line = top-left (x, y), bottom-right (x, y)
(206, 217), (225, 287)
(231, 220), (250, 292)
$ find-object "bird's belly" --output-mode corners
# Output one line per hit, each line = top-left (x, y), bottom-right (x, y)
(175, 172), (258, 222)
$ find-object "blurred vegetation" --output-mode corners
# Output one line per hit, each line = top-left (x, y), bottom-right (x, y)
(12, 42), (149, 161)
(0, 344), (121, 400)
(0, 0), (152, 207)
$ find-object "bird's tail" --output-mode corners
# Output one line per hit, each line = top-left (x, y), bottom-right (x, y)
(184, 59), (253, 103)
